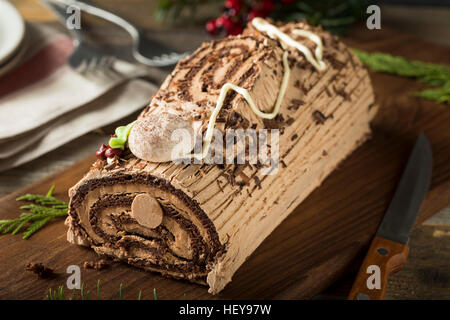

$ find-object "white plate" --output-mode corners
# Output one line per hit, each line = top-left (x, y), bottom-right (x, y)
(0, 0), (25, 65)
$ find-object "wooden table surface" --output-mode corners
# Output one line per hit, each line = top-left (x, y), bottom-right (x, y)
(1, 0), (449, 299)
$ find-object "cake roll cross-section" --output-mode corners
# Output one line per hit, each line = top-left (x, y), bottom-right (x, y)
(67, 18), (377, 294)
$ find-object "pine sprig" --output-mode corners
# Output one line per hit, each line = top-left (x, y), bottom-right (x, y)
(46, 282), (162, 300)
(352, 49), (450, 104)
(0, 185), (68, 239)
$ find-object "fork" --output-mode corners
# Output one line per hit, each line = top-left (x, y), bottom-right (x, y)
(43, 0), (118, 75)
(52, 0), (188, 67)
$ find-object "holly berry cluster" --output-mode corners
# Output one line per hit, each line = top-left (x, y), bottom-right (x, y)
(206, 0), (294, 36)
(96, 143), (123, 160)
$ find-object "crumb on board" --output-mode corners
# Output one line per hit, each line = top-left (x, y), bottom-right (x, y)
(83, 259), (109, 270)
(26, 262), (55, 279)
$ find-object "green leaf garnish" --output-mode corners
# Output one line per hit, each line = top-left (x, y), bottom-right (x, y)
(108, 121), (135, 150)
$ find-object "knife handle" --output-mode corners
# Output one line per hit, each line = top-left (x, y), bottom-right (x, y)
(347, 237), (409, 300)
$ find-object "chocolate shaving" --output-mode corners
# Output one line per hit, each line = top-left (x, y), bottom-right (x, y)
(287, 99), (304, 111)
(333, 84), (350, 101)
(312, 110), (328, 125)
(254, 176), (262, 189)
(226, 111), (250, 129)
(233, 165), (245, 177)
(324, 52), (346, 70)
(285, 116), (295, 126)
(263, 114), (285, 129)
(238, 172), (250, 185)
(216, 180), (224, 192)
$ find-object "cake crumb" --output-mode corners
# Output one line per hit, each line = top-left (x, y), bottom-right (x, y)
(26, 262), (55, 279)
(84, 259), (109, 270)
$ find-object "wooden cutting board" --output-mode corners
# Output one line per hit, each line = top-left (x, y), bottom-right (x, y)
(0, 26), (449, 300)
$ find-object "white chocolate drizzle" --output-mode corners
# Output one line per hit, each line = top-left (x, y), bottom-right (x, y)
(190, 18), (326, 160)
(252, 18), (326, 71)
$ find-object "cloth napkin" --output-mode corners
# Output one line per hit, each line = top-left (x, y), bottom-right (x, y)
(0, 22), (158, 172)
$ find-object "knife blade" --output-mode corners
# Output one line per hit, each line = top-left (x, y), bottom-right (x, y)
(376, 133), (433, 244)
(348, 133), (433, 300)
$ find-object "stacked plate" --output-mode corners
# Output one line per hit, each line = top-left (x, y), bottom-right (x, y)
(0, 0), (26, 77)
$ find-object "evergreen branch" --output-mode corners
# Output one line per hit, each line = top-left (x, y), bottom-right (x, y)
(45, 283), (171, 300)
(415, 83), (450, 103)
(12, 218), (32, 235)
(16, 194), (66, 207)
(20, 204), (67, 215)
(58, 286), (64, 300)
(47, 286), (64, 300)
(352, 49), (450, 104)
(46, 185), (55, 197)
(47, 288), (54, 300)
(97, 280), (101, 300)
(0, 185), (69, 239)
(1, 220), (20, 234)
(81, 283), (89, 300)
(23, 216), (53, 239)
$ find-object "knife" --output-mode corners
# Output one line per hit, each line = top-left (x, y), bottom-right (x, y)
(348, 133), (433, 300)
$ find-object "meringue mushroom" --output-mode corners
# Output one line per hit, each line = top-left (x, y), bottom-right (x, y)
(128, 112), (195, 162)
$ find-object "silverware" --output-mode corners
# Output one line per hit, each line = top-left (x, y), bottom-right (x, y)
(53, 0), (188, 67)
(348, 133), (433, 300)
(43, 0), (118, 75)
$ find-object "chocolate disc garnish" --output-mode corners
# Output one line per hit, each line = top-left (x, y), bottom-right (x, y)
(131, 194), (163, 229)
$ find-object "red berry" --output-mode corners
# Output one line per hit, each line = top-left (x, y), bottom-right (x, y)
(105, 147), (123, 158)
(216, 15), (233, 31)
(96, 144), (108, 160)
(228, 23), (244, 35)
(224, 0), (241, 14)
(224, 0), (241, 9)
(247, 9), (263, 21)
(206, 19), (218, 35)
(260, 0), (275, 14)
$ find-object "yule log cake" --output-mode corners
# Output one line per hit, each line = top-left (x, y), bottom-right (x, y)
(67, 18), (377, 294)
